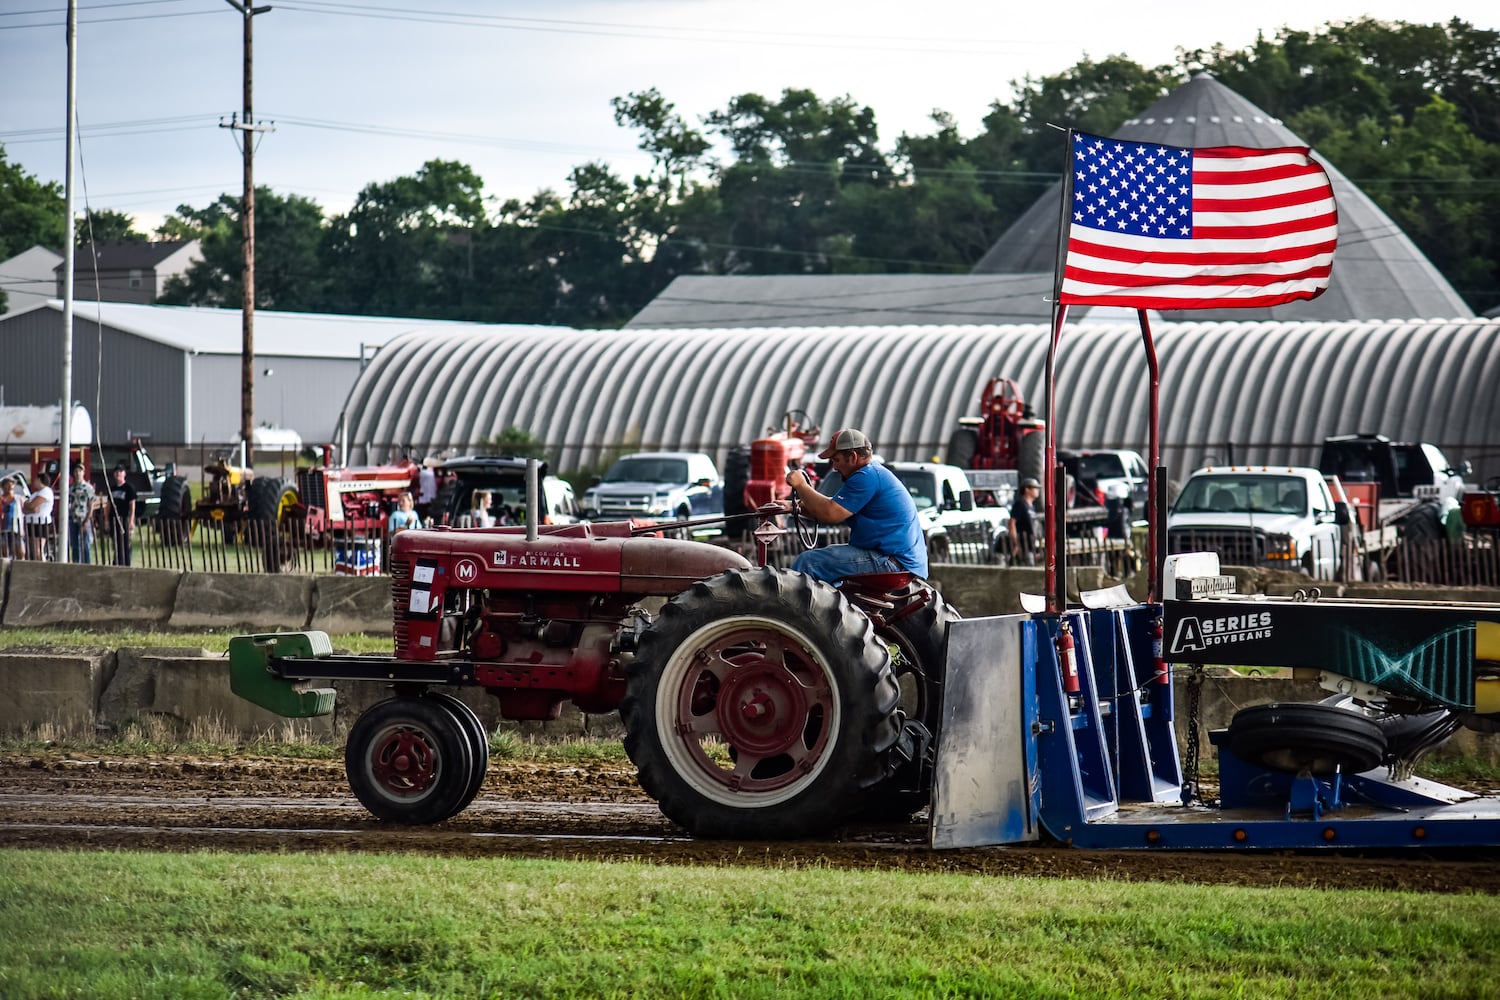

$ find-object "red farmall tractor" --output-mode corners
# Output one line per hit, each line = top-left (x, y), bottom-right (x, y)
(231, 481), (957, 838)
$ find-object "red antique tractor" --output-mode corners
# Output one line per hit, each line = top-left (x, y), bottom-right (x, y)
(743, 410), (821, 508)
(230, 482), (957, 838)
(946, 376), (1045, 480)
(240, 448), (422, 571)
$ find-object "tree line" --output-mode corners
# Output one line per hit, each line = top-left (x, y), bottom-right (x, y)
(3, 17), (1497, 322)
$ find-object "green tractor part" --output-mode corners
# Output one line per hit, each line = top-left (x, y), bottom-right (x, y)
(229, 631), (337, 718)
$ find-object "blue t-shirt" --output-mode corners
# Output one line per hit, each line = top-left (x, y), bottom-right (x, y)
(388, 508), (419, 532)
(832, 463), (928, 577)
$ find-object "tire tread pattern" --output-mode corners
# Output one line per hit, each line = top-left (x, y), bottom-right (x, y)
(622, 566), (900, 839)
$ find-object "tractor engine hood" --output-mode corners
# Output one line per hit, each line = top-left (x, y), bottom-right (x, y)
(392, 525), (749, 596)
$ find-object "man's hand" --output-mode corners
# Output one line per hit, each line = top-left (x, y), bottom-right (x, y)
(785, 468), (808, 491)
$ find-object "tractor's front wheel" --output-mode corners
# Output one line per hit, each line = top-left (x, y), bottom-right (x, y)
(623, 567), (901, 839)
(345, 696), (474, 824)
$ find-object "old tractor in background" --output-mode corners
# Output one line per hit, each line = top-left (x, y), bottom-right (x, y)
(723, 411), (821, 541)
(946, 378), (1118, 541)
(946, 377), (1045, 483)
(230, 467), (958, 838)
(153, 446), (422, 571)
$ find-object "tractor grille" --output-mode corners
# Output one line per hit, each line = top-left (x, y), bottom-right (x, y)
(389, 558), (410, 652)
(1168, 527), (1264, 566)
(596, 492), (657, 515)
(297, 469), (327, 511)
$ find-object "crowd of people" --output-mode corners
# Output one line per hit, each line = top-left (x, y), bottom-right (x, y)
(0, 462), (136, 566)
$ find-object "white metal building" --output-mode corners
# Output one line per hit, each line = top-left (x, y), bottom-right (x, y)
(0, 300), (551, 450)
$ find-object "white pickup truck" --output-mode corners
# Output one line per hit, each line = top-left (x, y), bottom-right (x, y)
(1166, 466), (1357, 580)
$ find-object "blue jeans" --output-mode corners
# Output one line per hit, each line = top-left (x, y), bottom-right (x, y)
(791, 544), (901, 584)
(69, 521), (92, 564)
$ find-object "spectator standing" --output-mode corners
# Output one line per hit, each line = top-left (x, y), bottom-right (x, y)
(106, 464), (138, 566)
(415, 461), (438, 524)
(1, 477), (24, 559)
(67, 462), (97, 564)
(1008, 477), (1041, 566)
(388, 491), (419, 535)
(23, 471), (56, 561)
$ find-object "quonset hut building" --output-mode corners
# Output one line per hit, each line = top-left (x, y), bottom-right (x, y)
(340, 319), (1500, 483)
(338, 74), (1497, 483)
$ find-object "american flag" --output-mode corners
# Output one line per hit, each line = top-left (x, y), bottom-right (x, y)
(1057, 131), (1337, 310)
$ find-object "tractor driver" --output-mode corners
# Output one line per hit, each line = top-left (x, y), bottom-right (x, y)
(776, 428), (927, 583)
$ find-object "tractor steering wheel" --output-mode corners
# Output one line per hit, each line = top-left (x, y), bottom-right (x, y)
(787, 489), (821, 551)
(988, 376), (1026, 423)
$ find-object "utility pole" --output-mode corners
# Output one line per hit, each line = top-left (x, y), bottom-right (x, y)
(220, 1), (272, 466)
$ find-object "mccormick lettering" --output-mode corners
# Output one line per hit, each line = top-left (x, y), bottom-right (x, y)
(491, 550), (583, 569)
(1170, 612), (1274, 653)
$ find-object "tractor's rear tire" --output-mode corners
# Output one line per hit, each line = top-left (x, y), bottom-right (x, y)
(247, 477), (301, 572)
(1018, 429), (1045, 489)
(723, 445), (751, 540)
(424, 692), (489, 817)
(1226, 702), (1387, 777)
(623, 567), (902, 839)
(946, 427), (978, 469)
(1397, 501), (1444, 544)
(863, 590), (962, 821)
(155, 475), (192, 545)
(345, 697), (474, 824)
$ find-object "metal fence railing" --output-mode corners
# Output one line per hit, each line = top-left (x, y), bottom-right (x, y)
(28, 518), (390, 576)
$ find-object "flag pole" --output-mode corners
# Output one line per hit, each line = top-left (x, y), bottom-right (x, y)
(1137, 309), (1160, 604)
(1044, 128), (1076, 614)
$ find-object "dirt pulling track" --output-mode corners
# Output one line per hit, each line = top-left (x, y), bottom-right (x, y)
(4, 748), (1500, 893)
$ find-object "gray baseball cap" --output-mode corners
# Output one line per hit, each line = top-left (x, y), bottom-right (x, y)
(818, 428), (872, 459)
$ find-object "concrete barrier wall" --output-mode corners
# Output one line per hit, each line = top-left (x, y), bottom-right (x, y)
(1, 561), (391, 636)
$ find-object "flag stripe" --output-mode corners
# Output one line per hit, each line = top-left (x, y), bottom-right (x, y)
(1064, 261), (1333, 289)
(1057, 131), (1338, 310)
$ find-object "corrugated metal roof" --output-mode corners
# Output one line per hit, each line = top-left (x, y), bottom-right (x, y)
(625, 274), (1055, 328)
(71, 241), (196, 271)
(972, 73), (1473, 322)
(29, 299), (543, 359)
(339, 319), (1500, 483)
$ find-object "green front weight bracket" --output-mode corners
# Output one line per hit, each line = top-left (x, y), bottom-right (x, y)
(229, 631), (337, 718)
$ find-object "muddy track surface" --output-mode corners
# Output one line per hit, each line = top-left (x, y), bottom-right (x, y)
(4, 749), (1500, 893)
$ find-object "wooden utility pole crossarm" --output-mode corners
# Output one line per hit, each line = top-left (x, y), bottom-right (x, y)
(220, 1), (273, 464)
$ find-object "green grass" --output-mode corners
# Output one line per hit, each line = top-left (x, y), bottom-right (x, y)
(0, 625), (393, 656)
(0, 850), (1496, 999)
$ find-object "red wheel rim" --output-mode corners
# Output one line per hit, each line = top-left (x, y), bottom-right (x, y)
(668, 621), (836, 796)
(369, 726), (438, 795)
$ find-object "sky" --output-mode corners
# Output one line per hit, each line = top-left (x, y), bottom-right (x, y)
(2, 1), (1497, 235)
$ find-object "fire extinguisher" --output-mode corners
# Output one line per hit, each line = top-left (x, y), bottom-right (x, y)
(1056, 620), (1079, 695)
(1150, 615), (1168, 685)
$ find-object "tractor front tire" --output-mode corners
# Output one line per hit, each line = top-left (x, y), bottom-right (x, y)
(623, 566), (902, 839)
(345, 696), (474, 824)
